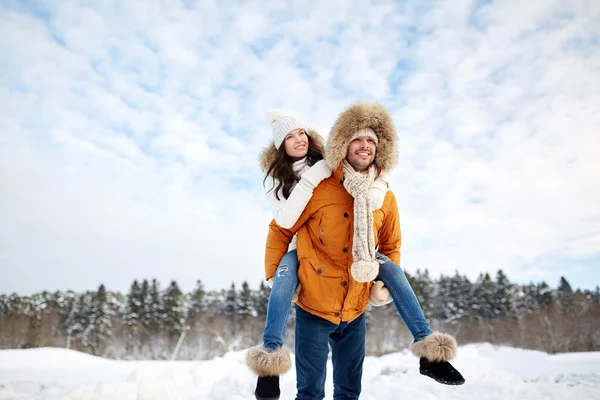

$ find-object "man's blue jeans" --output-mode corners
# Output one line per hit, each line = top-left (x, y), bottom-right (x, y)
(375, 252), (433, 341)
(262, 249), (299, 350)
(295, 305), (366, 400)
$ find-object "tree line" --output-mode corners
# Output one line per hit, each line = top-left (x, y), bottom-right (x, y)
(1, 271), (598, 360)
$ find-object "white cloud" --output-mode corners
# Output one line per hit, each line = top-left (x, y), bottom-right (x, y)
(0, 0), (599, 294)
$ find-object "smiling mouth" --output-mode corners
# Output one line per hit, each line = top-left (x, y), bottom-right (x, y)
(295, 144), (306, 150)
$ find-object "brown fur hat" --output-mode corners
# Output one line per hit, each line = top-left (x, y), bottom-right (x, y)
(325, 102), (398, 173)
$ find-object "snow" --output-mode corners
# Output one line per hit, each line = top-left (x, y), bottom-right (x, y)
(0, 344), (598, 399)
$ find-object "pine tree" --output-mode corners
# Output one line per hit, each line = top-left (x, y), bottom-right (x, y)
(536, 281), (553, 307)
(0, 294), (9, 316)
(514, 283), (537, 314)
(83, 285), (113, 355)
(7, 293), (23, 315)
(239, 281), (253, 317)
(163, 281), (185, 340)
(437, 271), (472, 322)
(148, 279), (164, 335)
(124, 280), (143, 349)
(556, 276), (575, 314)
(74, 293), (92, 343)
(56, 291), (76, 332)
(139, 279), (152, 337)
(557, 276), (573, 293)
(471, 273), (496, 320)
(225, 283), (237, 315)
(188, 280), (206, 321)
(411, 269), (435, 319)
(125, 280), (142, 326)
(65, 293), (85, 338)
(434, 274), (450, 320)
(494, 270), (515, 319)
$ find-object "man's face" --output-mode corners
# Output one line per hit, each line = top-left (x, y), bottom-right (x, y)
(346, 136), (377, 172)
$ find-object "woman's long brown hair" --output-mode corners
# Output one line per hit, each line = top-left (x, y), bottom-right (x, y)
(264, 134), (324, 200)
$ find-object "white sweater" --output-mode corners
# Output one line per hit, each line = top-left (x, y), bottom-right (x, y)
(265, 159), (313, 250)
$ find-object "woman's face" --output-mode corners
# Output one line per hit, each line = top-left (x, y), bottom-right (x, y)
(283, 129), (309, 159)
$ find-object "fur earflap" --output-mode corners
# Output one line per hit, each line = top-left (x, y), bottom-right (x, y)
(410, 332), (458, 362)
(258, 129), (325, 175)
(258, 141), (278, 175)
(325, 102), (398, 172)
(369, 280), (393, 306)
(246, 345), (293, 377)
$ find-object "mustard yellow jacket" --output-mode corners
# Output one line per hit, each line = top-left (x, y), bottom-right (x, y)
(265, 163), (401, 324)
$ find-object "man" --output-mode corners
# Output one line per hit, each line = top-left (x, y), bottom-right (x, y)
(263, 102), (463, 399)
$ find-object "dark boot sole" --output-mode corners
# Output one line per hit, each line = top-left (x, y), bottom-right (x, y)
(420, 369), (465, 386)
(255, 395), (280, 400)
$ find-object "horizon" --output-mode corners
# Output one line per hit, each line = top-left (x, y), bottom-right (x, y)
(2, 268), (594, 297)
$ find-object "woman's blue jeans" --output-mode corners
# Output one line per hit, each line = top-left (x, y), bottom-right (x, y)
(375, 252), (433, 341)
(262, 249), (299, 350)
(262, 249), (432, 350)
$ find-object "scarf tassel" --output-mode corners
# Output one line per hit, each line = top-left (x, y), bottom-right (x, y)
(351, 259), (380, 282)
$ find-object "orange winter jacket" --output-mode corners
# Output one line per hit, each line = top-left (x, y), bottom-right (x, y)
(265, 163), (402, 325)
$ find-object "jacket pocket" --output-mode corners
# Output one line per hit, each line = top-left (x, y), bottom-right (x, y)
(298, 256), (340, 312)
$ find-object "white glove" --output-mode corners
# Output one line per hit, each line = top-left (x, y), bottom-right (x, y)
(369, 281), (393, 306)
(369, 175), (389, 211)
(267, 278), (274, 288)
(291, 282), (302, 303)
(301, 160), (332, 188)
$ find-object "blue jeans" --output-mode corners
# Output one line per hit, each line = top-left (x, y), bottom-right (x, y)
(295, 305), (366, 400)
(375, 252), (433, 341)
(262, 249), (299, 350)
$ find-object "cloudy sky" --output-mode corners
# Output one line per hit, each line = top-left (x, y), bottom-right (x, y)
(1, 0), (599, 295)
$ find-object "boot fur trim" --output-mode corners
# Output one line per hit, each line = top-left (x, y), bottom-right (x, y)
(246, 345), (292, 377)
(410, 332), (457, 362)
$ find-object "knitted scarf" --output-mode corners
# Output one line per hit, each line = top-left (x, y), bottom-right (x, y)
(343, 160), (379, 282)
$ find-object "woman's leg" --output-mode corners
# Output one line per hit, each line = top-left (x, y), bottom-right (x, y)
(248, 250), (299, 400)
(262, 249), (299, 349)
(374, 252), (465, 386)
(375, 252), (432, 341)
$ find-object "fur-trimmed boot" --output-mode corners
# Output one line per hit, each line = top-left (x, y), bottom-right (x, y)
(410, 332), (465, 386)
(246, 345), (292, 400)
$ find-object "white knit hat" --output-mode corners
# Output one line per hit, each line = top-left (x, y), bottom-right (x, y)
(349, 128), (379, 146)
(268, 110), (310, 149)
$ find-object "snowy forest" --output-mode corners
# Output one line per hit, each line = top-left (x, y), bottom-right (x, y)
(1, 271), (599, 361)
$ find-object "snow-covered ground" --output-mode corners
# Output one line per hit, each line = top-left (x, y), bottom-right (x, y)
(0, 344), (598, 399)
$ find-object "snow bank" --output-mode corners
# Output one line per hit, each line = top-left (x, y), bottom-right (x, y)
(0, 344), (598, 399)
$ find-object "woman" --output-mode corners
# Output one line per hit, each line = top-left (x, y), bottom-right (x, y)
(247, 110), (463, 400)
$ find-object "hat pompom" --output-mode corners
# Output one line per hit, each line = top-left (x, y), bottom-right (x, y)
(268, 110), (281, 124)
